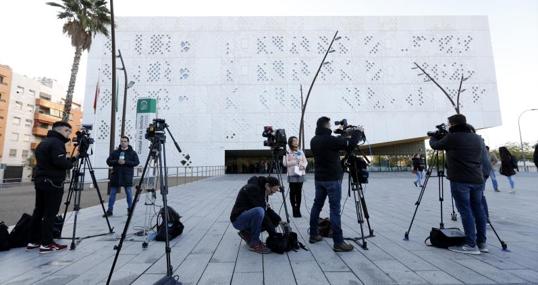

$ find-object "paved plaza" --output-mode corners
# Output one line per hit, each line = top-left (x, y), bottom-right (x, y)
(0, 172), (537, 285)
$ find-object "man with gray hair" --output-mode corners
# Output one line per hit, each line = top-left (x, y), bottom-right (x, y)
(27, 121), (75, 253)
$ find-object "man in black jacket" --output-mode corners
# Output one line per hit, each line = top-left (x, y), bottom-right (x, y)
(27, 121), (74, 253)
(429, 114), (487, 255)
(309, 116), (360, 252)
(104, 136), (140, 217)
(230, 176), (281, 254)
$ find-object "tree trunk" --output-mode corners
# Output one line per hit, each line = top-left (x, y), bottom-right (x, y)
(62, 46), (83, 122)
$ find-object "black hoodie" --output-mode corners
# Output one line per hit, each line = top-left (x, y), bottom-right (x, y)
(310, 127), (360, 181)
(34, 130), (73, 183)
(429, 124), (484, 184)
(106, 145), (140, 187)
(230, 176), (280, 235)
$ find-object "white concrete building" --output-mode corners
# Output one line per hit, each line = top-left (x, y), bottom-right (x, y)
(83, 16), (500, 173)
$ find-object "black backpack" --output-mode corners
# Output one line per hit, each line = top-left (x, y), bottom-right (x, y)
(318, 217), (333, 237)
(425, 227), (465, 248)
(0, 221), (10, 251)
(155, 206), (184, 241)
(9, 213), (33, 248)
(266, 222), (307, 254)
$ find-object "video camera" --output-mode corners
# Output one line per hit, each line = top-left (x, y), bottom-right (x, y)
(262, 126), (287, 150)
(73, 124), (94, 156)
(334, 119), (366, 144)
(145, 118), (167, 141)
(427, 123), (448, 139)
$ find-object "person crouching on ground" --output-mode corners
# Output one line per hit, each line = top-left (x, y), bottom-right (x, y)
(230, 176), (281, 254)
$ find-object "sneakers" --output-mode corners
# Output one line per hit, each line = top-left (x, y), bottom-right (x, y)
(238, 230), (251, 243)
(39, 243), (68, 254)
(248, 242), (271, 254)
(309, 235), (323, 244)
(26, 242), (40, 250)
(494, 188), (500, 192)
(413, 181), (418, 187)
(509, 189), (516, 194)
(333, 242), (354, 252)
(102, 210), (113, 217)
(477, 243), (489, 253)
(448, 244), (481, 255)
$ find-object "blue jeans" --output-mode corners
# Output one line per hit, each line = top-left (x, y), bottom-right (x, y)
(108, 186), (133, 212)
(507, 176), (515, 189)
(232, 207), (264, 245)
(309, 180), (344, 244)
(489, 170), (498, 191)
(450, 182), (487, 247)
(415, 171), (424, 185)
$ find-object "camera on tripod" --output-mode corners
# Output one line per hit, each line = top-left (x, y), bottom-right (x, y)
(334, 119), (366, 143)
(427, 123), (448, 139)
(145, 118), (167, 141)
(73, 124), (94, 157)
(262, 126), (287, 150)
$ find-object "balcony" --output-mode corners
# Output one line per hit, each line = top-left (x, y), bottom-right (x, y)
(34, 112), (60, 124)
(32, 127), (48, 137)
(35, 98), (63, 111)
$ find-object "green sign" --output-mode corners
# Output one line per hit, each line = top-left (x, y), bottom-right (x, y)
(136, 98), (157, 113)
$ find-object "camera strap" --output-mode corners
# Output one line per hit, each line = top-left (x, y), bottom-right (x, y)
(44, 178), (64, 189)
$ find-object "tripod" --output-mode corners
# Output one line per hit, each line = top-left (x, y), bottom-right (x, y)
(107, 119), (182, 285)
(271, 148), (291, 227)
(404, 150), (456, 240)
(342, 152), (374, 250)
(60, 151), (114, 250)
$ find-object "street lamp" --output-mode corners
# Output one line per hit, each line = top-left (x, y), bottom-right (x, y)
(518, 108), (538, 171)
(116, 49), (134, 137)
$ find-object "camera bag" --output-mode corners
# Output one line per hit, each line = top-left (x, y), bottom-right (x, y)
(155, 206), (184, 241)
(8, 213), (32, 248)
(425, 227), (465, 248)
(0, 221), (10, 251)
(266, 231), (306, 254)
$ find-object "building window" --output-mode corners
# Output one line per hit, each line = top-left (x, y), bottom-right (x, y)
(13, 117), (21, 126)
(0, 75), (4, 84)
(27, 104), (34, 112)
(28, 90), (36, 98)
(22, 150), (29, 159)
(23, 134), (31, 142)
(39, 92), (52, 100)
(9, 149), (17, 157)
(25, 119), (33, 128)
(12, 132), (19, 141)
(16, 86), (24, 96)
(15, 101), (23, 110)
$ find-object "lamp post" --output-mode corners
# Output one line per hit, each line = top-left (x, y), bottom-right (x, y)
(116, 49), (134, 137)
(517, 108), (538, 171)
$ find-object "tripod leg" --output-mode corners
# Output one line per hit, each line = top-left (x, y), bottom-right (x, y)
(61, 173), (77, 233)
(487, 219), (508, 251)
(70, 188), (81, 250)
(353, 189), (367, 250)
(86, 159), (114, 233)
(404, 162), (434, 240)
(451, 195), (458, 222)
(358, 185), (374, 237)
(158, 141), (174, 278)
(107, 147), (155, 285)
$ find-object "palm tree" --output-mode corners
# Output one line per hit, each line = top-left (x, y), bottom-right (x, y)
(47, 0), (111, 122)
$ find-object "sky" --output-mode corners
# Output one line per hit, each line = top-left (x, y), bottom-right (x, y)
(0, 0), (537, 149)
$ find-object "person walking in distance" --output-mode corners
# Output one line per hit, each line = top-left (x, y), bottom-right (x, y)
(283, 136), (308, 218)
(27, 121), (75, 253)
(104, 136), (140, 217)
(499, 146), (518, 193)
(411, 153), (425, 187)
(486, 146), (500, 192)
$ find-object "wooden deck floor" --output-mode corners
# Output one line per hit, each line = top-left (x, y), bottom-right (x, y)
(1, 173), (537, 285)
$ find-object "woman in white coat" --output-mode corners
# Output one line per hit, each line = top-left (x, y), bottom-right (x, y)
(282, 136), (308, 217)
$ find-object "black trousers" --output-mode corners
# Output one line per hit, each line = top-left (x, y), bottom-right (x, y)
(29, 180), (64, 245)
(289, 182), (303, 214)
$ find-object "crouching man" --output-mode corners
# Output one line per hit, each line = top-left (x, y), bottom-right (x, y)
(230, 176), (281, 254)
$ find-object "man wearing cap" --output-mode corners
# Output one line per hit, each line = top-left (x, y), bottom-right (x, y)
(27, 121), (75, 253)
(308, 116), (361, 252)
(429, 114), (488, 255)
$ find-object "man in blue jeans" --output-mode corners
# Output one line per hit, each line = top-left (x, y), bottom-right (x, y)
(104, 136), (140, 217)
(430, 114), (487, 254)
(309, 116), (361, 252)
(230, 176), (281, 254)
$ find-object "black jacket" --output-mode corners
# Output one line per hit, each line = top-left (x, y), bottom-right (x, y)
(310, 127), (360, 181)
(106, 145), (140, 187)
(429, 125), (484, 184)
(34, 130), (73, 183)
(412, 157), (425, 172)
(500, 155), (518, 177)
(533, 146), (538, 168)
(230, 176), (280, 235)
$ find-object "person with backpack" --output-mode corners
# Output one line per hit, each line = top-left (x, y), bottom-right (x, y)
(103, 136), (140, 217)
(230, 176), (281, 254)
(27, 121), (75, 253)
(499, 146), (518, 193)
(282, 136), (308, 218)
(411, 153), (425, 187)
(486, 146), (500, 192)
